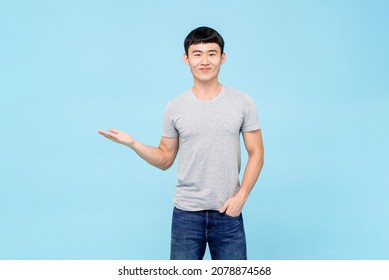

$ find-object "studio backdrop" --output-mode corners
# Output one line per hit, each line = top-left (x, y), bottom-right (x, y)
(1, 0), (388, 259)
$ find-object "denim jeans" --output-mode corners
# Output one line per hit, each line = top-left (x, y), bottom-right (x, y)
(170, 207), (247, 260)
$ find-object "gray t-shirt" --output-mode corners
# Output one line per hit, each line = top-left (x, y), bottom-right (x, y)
(163, 86), (260, 211)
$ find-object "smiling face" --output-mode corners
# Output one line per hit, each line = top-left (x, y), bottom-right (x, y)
(184, 43), (226, 84)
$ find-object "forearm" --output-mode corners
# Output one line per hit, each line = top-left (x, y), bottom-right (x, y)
(218, 129), (264, 216)
(219, 151), (263, 216)
(129, 140), (172, 171)
(238, 151), (264, 201)
(99, 128), (177, 170)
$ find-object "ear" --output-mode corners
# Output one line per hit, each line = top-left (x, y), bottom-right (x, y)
(183, 53), (189, 65)
(221, 52), (226, 65)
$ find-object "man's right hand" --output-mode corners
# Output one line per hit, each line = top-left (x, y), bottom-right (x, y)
(98, 128), (135, 148)
(98, 128), (178, 170)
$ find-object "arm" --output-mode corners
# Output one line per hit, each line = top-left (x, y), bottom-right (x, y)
(219, 129), (264, 216)
(98, 128), (179, 170)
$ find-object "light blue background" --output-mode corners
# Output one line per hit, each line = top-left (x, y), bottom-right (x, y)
(1, 0), (388, 260)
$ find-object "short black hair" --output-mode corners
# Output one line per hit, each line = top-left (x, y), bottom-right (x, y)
(184, 26), (224, 55)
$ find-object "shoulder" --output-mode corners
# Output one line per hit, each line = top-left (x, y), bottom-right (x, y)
(167, 90), (192, 106)
(164, 89), (192, 115)
(223, 86), (255, 104)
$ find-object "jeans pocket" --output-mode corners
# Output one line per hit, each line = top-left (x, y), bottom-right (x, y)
(224, 212), (241, 219)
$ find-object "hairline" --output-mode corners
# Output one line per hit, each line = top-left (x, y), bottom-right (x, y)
(188, 43), (222, 54)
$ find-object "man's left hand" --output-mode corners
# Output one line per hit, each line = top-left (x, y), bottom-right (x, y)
(219, 193), (246, 217)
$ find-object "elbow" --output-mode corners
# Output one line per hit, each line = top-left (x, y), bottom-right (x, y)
(159, 163), (172, 171)
(256, 155), (264, 170)
(156, 147), (177, 171)
(259, 152), (264, 168)
(259, 151), (264, 165)
(250, 149), (264, 168)
(157, 158), (174, 171)
(259, 156), (264, 169)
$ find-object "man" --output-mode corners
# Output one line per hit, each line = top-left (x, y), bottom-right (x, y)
(98, 26), (264, 260)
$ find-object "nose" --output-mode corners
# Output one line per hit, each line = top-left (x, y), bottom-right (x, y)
(200, 54), (209, 65)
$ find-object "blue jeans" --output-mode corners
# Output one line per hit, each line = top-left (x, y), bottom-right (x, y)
(170, 207), (247, 260)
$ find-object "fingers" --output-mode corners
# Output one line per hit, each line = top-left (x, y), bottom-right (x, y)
(98, 128), (128, 145)
(98, 128), (120, 137)
(98, 130), (109, 138)
(219, 197), (242, 217)
(98, 130), (112, 137)
(219, 201), (228, 213)
(98, 129), (117, 141)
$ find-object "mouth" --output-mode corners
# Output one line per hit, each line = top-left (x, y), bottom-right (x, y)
(199, 67), (212, 72)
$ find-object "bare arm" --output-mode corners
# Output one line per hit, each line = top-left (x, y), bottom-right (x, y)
(219, 129), (264, 216)
(98, 128), (179, 170)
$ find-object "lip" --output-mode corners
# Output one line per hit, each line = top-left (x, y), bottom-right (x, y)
(199, 67), (212, 72)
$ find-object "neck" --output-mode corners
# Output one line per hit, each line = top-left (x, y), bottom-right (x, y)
(192, 79), (222, 100)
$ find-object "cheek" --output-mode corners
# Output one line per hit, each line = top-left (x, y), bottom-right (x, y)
(189, 58), (201, 66)
(210, 58), (223, 65)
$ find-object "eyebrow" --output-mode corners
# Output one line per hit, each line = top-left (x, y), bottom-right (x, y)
(191, 49), (219, 54)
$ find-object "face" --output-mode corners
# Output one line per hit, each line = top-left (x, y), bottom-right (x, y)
(184, 43), (226, 84)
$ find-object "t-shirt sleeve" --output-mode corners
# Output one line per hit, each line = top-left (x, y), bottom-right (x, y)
(241, 95), (261, 132)
(162, 102), (179, 138)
